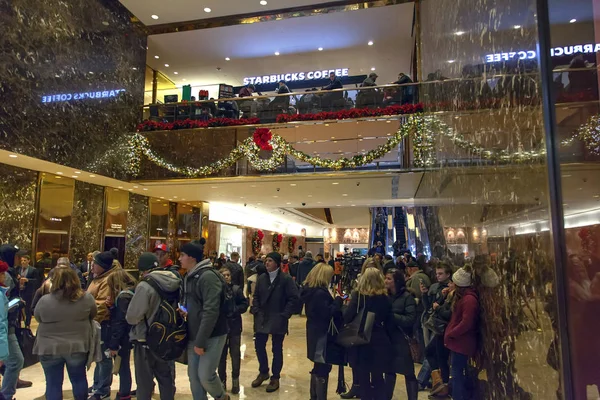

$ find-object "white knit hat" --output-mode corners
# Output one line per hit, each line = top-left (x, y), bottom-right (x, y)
(453, 267), (472, 287)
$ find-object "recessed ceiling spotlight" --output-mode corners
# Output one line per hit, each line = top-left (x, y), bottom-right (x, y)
(290, 183), (297, 186)
(368, 41), (374, 46)
(151, 14), (159, 19)
(118, 186), (123, 189)
(89, 174), (96, 178)
(342, 194), (348, 196)
(174, 72), (178, 74)
(204, 7), (211, 12)
(143, 188), (148, 191)
(225, 57), (230, 61)
(570, 18), (577, 23)
(164, 64), (169, 67)
(133, 186), (139, 188)
(132, 67), (138, 70)
(54, 176), (62, 179)
(513, 25), (521, 29)
(447, 59), (456, 63)
(318, 47), (323, 51)
(182, 79), (186, 81)
(8, 154), (17, 158)
(371, 67), (376, 71)
(260, 0), (268, 5)
(455, 31), (465, 35)
(332, 182), (339, 185)
(274, 51), (280, 56)
(56, 172), (63, 175)
(154, 55), (159, 59)
(71, 175), (78, 178)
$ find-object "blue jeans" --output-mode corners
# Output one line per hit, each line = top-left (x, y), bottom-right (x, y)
(1, 332), (23, 400)
(40, 352), (88, 400)
(417, 358), (431, 386)
(188, 335), (227, 400)
(450, 351), (468, 400)
(117, 347), (132, 397)
(92, 340), (113, 397)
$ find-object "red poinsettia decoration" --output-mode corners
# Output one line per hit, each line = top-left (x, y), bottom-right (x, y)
(272, 233), (283, 252)
(253, 128), (273, 151)
(287, 236), (297, 253)
(252, 230), (264, 255)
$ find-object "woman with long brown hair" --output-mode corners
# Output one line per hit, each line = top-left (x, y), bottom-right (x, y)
(34, 266), (97, 400)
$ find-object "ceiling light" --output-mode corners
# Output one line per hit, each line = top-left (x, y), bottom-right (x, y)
(336, 205), (341, 207)
(8, 154), (17, 158)
(128, 188), (133, 191)
(260, 0), (268, 4)
(257, 202), (262, 205)
(332, 182), (339, 185)
(56, 172), (63, 175)
(143, 188), (148, 191)
(132, 67), (137, 70)
(151, 14), (159, 19)
(154, 55), (159, 59)
(290, 183), (297, 186)
(318, 47), (323, 51)
(204, 7), (211, 12)
(286, 202), (292, 205)
(164, 64), (169, 67)
(71, 175), (78, 178)
(160, 196), (165, 199)
(174, 72), (178, 75)
(89, 174), (96, 178)
(133, 185), (138, 188)
(225, 57), (230, 61)
(182, 78), (186, 81)
(570, 18), (577, 23)
(274, 51), (280, 56)
(371, 67), (376, 71)
(54, 176), (61, 179)
(513, 25), (521, 29)
(273, 195), (279, 198)
(117, 186), (123, 189)
(308, 195), (313, 197)
(455, 31), (465, 36)
(447, 59), (456, 63)
(342, 194), (348, 196)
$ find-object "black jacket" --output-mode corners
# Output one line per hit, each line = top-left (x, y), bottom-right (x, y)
(227, 284), (249, 335)
(289, 262), (300, 279)
(422, 280), (449, 312)
(225, 261), (244, 287)
(301, 286), (343, 364)
(108, 289), (134, 351)
(296, 258), (316, 286)
(16, 265), (43, 300)
(323, 77), (343, 90)
(343, 292), (392, 371)
(387, 289), (417, 375)
(251, 269), (300, 335)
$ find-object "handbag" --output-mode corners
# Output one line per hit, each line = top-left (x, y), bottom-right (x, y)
(313, 318), (347, 365)
(336, 295), (375, 348)
(423, 310), (447, 336)
(397, 325), (421, 363)
(16, 327), (38, 368)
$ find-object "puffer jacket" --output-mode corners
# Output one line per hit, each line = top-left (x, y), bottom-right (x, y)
(87, 267), (119, 323)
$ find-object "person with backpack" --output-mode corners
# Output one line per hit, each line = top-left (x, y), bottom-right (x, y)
(126, 252), (182, 400)
(179, 239), (230, 400)
(217, 266), (249, 395)
(224, 252), (244, 287)
(106, 269), (137, 400)
(250, 252), (300, 393)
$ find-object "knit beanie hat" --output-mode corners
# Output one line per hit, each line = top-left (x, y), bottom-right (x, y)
(453, 267), (472, 287)
(181, 238), (206, 262)
(138, 252), (159, 272)
(266, 252), (282, 267)
(94, 251), (115, 270)
(0, 244), (19, 268)
(109, 247), (119, 259)
(0, 261), (8, 274)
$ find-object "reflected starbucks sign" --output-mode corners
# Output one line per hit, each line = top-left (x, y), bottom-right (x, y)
(485, 43), (600, 63)
(244, 68), (349, 85)
(41, 89), (126, 103)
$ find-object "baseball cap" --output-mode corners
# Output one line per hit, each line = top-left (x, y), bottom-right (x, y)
(154, 243), (168, 252)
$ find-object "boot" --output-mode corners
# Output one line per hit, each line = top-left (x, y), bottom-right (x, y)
(232, 378), (240, 395)
(315, 376), (328, 400)
(406, 379), (419, 400)
(340, 384), (360, 399)
(310, 374), (317, 400)
(384, 373), (396, 400)
(429, 384), (449, 398)
(430, 370), (443, 394)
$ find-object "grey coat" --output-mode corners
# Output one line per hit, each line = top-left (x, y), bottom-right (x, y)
(34, 291), (97, 356)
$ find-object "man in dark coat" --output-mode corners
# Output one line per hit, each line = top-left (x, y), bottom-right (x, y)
(225, 252), (244, 287)
(16, 254), (43, 327)
(289, 255), (300, 281)
(296, 251), (316, 286)
(250, 252), (299, 393)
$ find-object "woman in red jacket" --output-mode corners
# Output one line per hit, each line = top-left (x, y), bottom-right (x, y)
(444, 265), (478, 400)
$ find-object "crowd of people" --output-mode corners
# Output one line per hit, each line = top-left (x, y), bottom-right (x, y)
(0, 239), (497, 400)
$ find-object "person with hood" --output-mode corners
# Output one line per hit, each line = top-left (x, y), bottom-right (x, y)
(301, 263), (343, 400)
(444, 266), (479, 400)
(250, 252), (300, 393)
(217, 266), (248, 395)
(87, 250), (119, 400)
(296, 251), (316, 286)
(384, 269), (418, 400)
(179, 239), (230, 400)
(126, 252), (181, 400)
(0, 243), (32, 399)
(225, 252), (244, 287)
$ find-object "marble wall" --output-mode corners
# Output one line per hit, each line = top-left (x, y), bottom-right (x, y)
(69, 181), (105, 263)
(0, 0), (146, 180)
(167, 202), (177, 261)
(0, 164), (38, 250)
(124, 193), (149, 270)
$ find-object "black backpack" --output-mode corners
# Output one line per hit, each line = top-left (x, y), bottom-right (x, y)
(195, 268), (236, 319)
(143, 276), (188, 360)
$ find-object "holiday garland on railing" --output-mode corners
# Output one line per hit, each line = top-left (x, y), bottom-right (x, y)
(252, 230), (264, 255)
(126, 114), (600, 177)
(272, 233), (283, 252)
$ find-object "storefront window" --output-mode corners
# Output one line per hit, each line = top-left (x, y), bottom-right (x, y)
(149, 198), (169, 249)
(104, 188), (129, 265)
(36, 174), (75, 265)
(218, 224), (243, 258)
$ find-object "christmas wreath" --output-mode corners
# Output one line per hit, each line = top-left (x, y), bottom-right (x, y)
(272, 233), (283, 252)
(252, 230), (264, 255)
(287, 236), (297, 253)
(253, 128), (273, 151)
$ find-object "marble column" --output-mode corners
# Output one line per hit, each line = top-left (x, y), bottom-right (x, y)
(69, 181), (105, 263)
(191, 207), (202, 239)
(124, 193), (149, 270)
(0, 164), (38, 251)
(167, 202), (177, 260)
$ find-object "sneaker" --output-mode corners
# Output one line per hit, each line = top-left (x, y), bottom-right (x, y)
(88, 394), (110, 400)
(16, 379), (32, 389)
(266, 378), (280, 393)
(251, 373), (270, 388)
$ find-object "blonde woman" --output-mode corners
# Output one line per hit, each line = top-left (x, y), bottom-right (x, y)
(360, 257), (382, 275)
(34, 266), (97, 400)
(300, 263), (344, 400)
(342, 267), (392, 400)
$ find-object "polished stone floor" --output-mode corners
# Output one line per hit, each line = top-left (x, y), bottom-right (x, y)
(16, 311), (573, 399)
